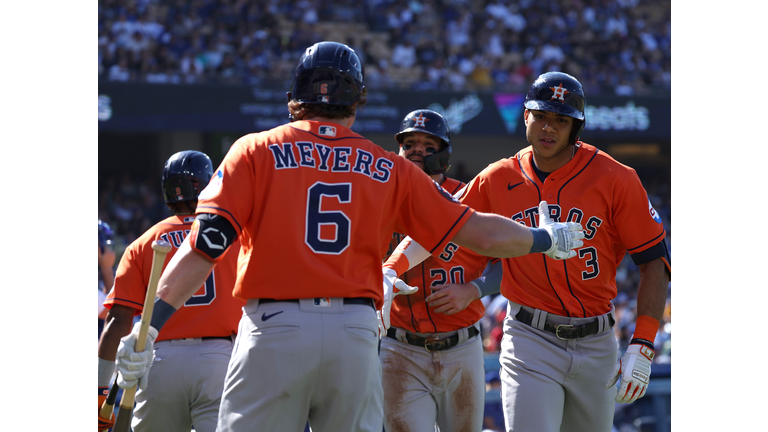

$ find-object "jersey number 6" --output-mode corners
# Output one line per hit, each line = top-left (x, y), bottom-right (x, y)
(306, 182), (351, 255)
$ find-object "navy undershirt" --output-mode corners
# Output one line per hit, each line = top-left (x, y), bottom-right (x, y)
(531, 160), (550, 183)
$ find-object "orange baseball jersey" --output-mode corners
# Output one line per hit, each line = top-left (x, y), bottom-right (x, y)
(194, 120), (474, 309)
(104, 215), (244, 341)
(384, 177), (491, 333)
(459, 142), (669, 318)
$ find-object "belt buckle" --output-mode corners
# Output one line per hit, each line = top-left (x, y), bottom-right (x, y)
(555, 324), (575, 340)
(424, 335), (448, 352)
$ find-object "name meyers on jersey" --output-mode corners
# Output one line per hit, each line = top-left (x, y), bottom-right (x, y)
(269, 142), (394, 183)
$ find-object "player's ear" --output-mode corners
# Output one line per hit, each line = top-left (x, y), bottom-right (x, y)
(523, 109), (530, 124)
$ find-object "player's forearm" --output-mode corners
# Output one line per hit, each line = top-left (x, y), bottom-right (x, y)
(157, 240), (216, 309)
(97, 305), (135, 361)
(383, 236), (431, 275)
(635, 258), (669, 323)
(452, 212), (534, 258)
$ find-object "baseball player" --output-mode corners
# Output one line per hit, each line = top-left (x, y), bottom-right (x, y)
(98, 150), (244, 432)
(111, 42), (584, 432)
(380, 109), (503, 432)
(384, 71), (671, 432)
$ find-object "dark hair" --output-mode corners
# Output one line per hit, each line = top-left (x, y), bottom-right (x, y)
(288, 87), (368, 121)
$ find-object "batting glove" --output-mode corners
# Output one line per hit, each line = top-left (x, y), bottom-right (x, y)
(381, 268), (418, 332)
(537, 201), (584, 260)
(116, 322), (158, 391)
(606, 343), (655, 403)
(97, 386), (115, 431)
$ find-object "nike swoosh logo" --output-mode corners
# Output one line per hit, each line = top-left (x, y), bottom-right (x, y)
(508, 181), (524, 190)
(262, 311), (284, 321)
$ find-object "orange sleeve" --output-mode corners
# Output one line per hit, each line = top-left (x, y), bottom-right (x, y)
(195, 137), (257, 235)
(392, 162), (474, 256)
(613, 169), (667, 254)
(104, 241), (148, 314)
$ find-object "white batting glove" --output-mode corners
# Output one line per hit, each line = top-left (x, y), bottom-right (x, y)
(381, 268), (418, 332)
(116, 322), (158, 391)
(606, 343), (655, 403)
(537, 201), (585, 260)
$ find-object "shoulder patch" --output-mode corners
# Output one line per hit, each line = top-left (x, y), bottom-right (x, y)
(648, 199), (662, 223)
(198, 170), (223, 200)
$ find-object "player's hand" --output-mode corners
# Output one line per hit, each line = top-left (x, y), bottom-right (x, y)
(116, 322), (158, 391)
(537, 201), (584, 260)
(98, 386), (115, 431)
(606, 343), (655, 403)
(426, 283), (478, 315)
(381, 268), (418, 331)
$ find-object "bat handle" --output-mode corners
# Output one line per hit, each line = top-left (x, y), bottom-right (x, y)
(99, 377), (120, 419)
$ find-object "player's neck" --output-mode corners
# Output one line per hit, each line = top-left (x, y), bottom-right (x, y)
(430, 173), (445, 185)
(303, 115), (355, 129)
(532, 144), (576, 173)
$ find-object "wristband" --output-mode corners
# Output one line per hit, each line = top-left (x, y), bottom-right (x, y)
(630, 338), (655, 351)
(529, 228), (552, 253)
(98, 357), (116, 387)
(632, 314), (660, 344)
(149, 298), (177, 331)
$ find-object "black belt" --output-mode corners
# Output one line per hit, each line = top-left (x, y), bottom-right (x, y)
(202, 336), (232, 341)
(515, 308), (615, 340)
(259, 298), (375, 309)
(386, 326), (479, 352)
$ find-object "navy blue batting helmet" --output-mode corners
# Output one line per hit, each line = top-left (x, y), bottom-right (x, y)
(161, 151), (214, 204)
(395, 109), (452, 175)
(524, 72), (586, 145)
(287, 41), (365, 106)
(98, 219), (113, 250)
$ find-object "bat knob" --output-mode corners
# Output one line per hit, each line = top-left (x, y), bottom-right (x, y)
(152, 239), (172, 253)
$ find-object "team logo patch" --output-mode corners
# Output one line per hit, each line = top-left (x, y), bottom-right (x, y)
(313, 297), (331, 307)
(550, 83), (570, 101)
(319, 125), (337, 137)
(648, 199), (662, 223)
(412, 113), (430, 127)
(198, 170), (223, 200)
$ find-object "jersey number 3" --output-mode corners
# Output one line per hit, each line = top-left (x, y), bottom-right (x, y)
(306, 182), (351, 255)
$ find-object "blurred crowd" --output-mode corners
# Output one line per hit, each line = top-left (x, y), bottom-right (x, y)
(98, 0), (671, 96)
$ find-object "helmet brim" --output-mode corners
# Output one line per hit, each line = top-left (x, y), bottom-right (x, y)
(524, 100), (584, 120)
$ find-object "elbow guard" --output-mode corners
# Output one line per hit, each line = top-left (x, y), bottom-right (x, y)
(189, 213), (237, 262)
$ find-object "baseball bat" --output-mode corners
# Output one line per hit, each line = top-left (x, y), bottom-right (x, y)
(111, 239), (172, 432)
(98, 378), (120, 421)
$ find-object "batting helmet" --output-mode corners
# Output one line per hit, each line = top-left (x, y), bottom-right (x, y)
(161, 150), (214, 204)
(287, 41), (365, 106)
(98, 219), (113, 250)
(395, 109), (452, 175)
(524, 71), (586, 145)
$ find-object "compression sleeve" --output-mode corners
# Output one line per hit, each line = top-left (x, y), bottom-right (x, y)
(470, 260), (503, 298)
